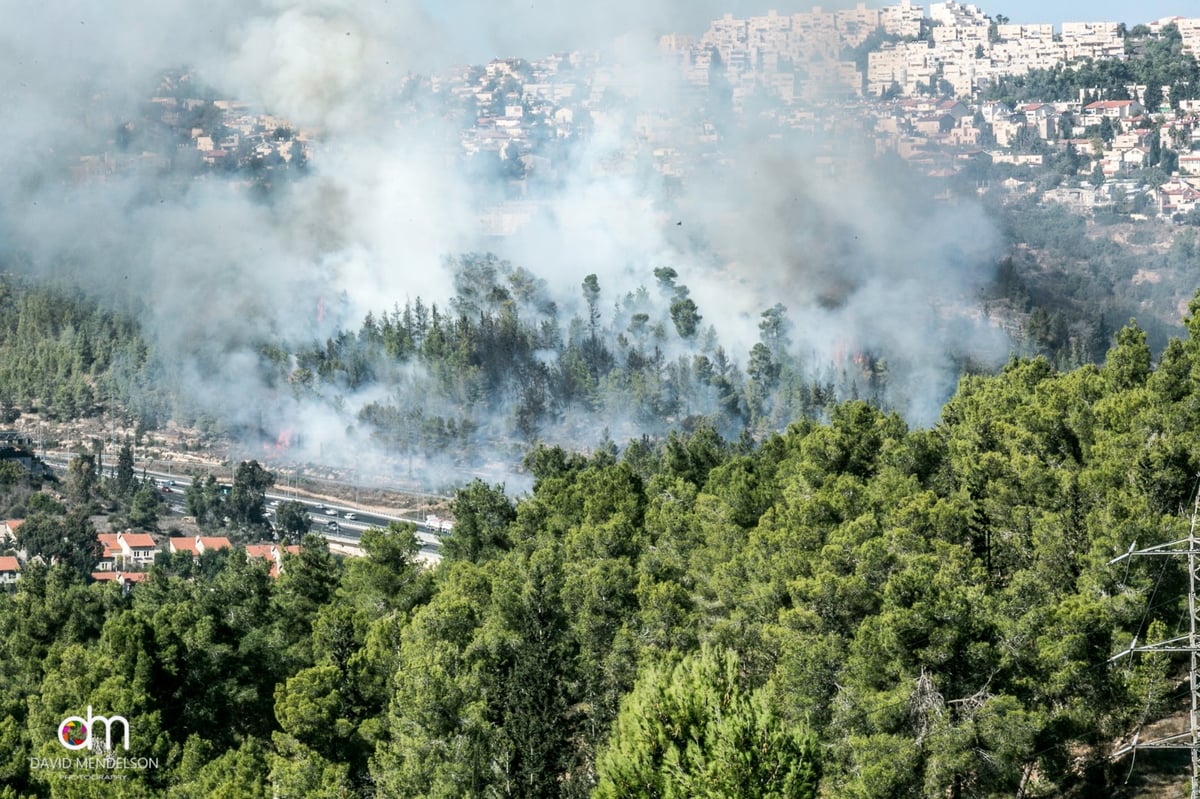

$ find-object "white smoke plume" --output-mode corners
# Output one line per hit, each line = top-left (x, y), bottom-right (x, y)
(0, 0), (1009, 485)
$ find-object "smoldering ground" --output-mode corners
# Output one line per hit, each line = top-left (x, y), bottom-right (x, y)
(0, 0), (1011, 487)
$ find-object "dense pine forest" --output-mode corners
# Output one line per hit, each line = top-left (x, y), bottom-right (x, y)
(0, 278), (157, 426)
(5, 293), (1200, 795)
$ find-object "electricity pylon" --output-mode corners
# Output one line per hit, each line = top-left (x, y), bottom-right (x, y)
(1110, 490), (1200, 799)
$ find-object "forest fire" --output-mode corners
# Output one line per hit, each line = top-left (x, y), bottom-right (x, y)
(263, 426), (294, 456)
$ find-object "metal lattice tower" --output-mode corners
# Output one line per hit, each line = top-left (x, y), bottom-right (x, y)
(1110, 490), (1200, 799)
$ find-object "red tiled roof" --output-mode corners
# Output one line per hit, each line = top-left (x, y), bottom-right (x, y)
(171, 535), (233, 554)
(91, 572), (120, 581)
(98, 534), (122, 559)
(246, 543), (298, 578)
(0, 556), (19, 572)
(169, 537), (199, 553)
(119, 532), (156, 549)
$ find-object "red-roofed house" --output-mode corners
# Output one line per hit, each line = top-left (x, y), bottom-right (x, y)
(937, 99), (969, 121)
(1159, 178), (1200, 217)
(1, 519), (23, 544)
(97, 532), (158, 571)
(1019, 102), (1052, 120)
(97, 535), (120, 572)
(1181, 152), (1200, 176)
(246, 543), (301, 578)
(1084, 100), (1143, 119)
(0, 556), (19, 585)
(118, 532), (157, 567)
(89, 571), (148, 590)
(170, 535), (232, 555)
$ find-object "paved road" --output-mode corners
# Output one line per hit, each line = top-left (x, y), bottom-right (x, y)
(40, 454), (446, 562)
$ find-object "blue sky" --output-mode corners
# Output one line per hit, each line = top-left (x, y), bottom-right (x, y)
(990, 1), (1191, 25)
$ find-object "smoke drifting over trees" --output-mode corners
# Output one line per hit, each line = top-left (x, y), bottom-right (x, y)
(0, 0), (1011, 483)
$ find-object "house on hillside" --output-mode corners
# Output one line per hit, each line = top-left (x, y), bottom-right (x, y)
(1084, 100), (1144, 120)
(89, 571), (148, 592)
(97, 532), (158, 571)
(1158, 178), (1200, 217)
(0, 556), (19, 585)
(169, 535), (232, 556)
(0, 519), (23, 544)
(246, 543), (302, 578)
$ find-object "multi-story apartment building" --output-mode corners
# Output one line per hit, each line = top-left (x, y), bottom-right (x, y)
(1060, 21), (1124, 60)
(929, 2), (990, 47)
(881, 0), (925, 38)
(836, 3), (882, 46)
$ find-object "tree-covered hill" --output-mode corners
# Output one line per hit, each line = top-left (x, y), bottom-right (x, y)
(7, 297), (1200, 796)
(0, 234), (1188, 486)
(0, 275), (162, 426)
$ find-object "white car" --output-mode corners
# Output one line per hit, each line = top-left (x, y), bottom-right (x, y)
(325, 508), (338, 516)
(344, 512), (357, 521)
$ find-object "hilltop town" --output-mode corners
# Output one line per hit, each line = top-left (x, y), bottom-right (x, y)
(65, 3), (1200, 233)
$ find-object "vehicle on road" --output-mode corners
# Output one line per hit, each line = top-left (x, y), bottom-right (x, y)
(325, 508), (338, 516)
(344, 512), (357, 520)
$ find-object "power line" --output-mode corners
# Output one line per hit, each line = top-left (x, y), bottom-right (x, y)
(1109, 484), (1200, 799)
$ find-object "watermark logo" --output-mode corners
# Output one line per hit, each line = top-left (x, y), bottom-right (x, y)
(58, 707), (129, 752)
(59, 719), (88, 748)
(31, 707), (156, 777)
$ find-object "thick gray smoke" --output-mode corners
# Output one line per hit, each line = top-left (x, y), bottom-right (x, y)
(0, 0), (1008, 486)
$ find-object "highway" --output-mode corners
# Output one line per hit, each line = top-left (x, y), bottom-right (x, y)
(39, 454), (446, 563)
(262, 495), (445, 559)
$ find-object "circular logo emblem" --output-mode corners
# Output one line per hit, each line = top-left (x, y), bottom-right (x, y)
(60, 720), (88, 747)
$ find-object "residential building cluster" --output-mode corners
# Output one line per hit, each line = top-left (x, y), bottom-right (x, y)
(656, 2), (1133, 101)
(868, 9), (1126, 98)
(647, 5), (1200, 222)
(57, 4), (1200, 231)
(659, 4), (887, 105)
(72, 71), (311, 184)
(862, 89), (1200, 219)
(149, 94), (310, 171)
(0, 518), (301, 590)
(432, 53), (593, 164)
